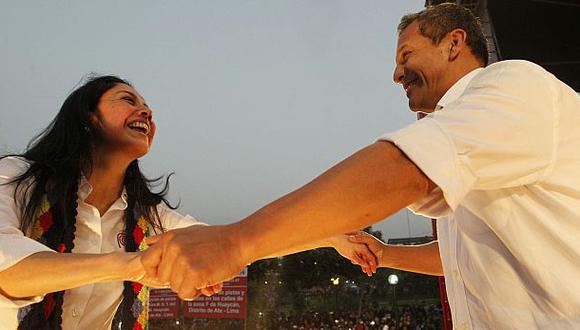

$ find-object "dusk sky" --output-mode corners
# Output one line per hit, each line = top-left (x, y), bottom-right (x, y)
(0, 1), (431, 239)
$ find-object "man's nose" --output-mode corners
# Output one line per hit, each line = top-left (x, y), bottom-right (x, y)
(393, 64), (404, 84)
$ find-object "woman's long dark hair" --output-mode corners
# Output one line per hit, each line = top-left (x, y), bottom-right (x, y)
(2, 75), (174, 235)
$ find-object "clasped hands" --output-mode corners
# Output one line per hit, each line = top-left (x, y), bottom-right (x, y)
(131, 224), (383, 301)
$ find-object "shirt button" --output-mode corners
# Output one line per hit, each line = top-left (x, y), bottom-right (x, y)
(453, 270), (460, 279)
(72, 307), (79, 317)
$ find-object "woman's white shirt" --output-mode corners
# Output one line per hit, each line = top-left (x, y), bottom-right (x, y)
(0, 157), (204, 329)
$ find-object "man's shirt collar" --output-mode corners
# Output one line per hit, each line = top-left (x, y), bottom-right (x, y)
(435, 67), (484, 111)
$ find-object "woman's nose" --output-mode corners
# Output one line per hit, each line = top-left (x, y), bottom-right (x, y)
(137, 106), (152, 119)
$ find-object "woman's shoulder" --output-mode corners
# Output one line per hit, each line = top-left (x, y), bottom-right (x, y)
(155, 203), (206, 231)
(0, 156), (32, 181)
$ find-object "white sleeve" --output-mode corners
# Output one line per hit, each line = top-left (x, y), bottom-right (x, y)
(0, 157), (54, 308)
(157, 203), (208, 231)
(380, 61), (557, 215)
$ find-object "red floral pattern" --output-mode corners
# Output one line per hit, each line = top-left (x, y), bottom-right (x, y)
(38, 212), (53, 231)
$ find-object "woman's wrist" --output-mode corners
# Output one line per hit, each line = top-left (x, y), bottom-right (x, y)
(106, 252), (141, 281)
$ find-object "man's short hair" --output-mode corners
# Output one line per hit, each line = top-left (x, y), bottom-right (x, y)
(398, 3), (489, 66)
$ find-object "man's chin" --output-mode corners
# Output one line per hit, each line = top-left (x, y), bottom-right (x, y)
(408, 99), (435, 114)
(408, 104), (433, 114)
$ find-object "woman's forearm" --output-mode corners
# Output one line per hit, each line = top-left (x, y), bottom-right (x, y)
(381, 241), (443, 276)
(0, 251), (137, 299)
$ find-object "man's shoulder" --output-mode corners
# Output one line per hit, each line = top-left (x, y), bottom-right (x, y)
(484, 59), (547, 74)
(477, 60), (554, 84)
(465, 60), (558, 98)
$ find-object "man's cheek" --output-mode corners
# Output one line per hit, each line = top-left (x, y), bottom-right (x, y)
(149, 122), (157, 144)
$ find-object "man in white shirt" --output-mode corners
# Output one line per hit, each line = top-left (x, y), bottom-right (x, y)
(142, 3), (580, 329)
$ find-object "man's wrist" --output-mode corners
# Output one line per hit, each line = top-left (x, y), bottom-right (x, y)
(225, 222), (256, 266)
(324, 235), (340, 248)
(378, 246), (388, 268)
(380, 245), (402, 269)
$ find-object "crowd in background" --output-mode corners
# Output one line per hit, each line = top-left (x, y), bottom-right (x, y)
(254, 303), (442, 330)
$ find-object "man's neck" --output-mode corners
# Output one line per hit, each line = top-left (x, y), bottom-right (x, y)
(442, 60), (483, 96)
(425, 60), (484, 113)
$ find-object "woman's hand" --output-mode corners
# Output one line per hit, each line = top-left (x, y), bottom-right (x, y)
(327, 232), (380, 276)
(347, 231), (385, 267)
(125, 252), (169, 288)
(125, 252), (223, 299)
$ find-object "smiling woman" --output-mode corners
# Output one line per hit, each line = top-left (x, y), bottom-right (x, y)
(0, 75), (218, 330)
(94, 84), (156, 163)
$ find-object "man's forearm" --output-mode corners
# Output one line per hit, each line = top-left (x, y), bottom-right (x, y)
(232, 141), (434, 264)
(261, 239), (333, 259)
(381, 241), (443, 276)
(0, 251), (136, 299)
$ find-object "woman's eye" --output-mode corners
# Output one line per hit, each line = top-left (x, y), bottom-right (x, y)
(122, 96), (135, 105)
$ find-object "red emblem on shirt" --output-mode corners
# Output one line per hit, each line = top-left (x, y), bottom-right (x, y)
(117, 232), (127, 248)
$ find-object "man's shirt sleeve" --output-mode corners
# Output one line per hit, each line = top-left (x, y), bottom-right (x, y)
(380, 61), (557, 217)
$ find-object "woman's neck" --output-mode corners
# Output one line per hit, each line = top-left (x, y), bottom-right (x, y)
(85, 153), (130, 216)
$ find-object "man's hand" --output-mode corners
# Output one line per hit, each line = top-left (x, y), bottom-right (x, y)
(328, 233), (379, 276)
(141, 225), (247, 301)
(199, 283), (223, 297)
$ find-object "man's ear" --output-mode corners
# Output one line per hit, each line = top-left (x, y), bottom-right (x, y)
(447, 28), (468, 62)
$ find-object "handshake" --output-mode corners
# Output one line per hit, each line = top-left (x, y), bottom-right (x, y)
(127, 224), (386, 301)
